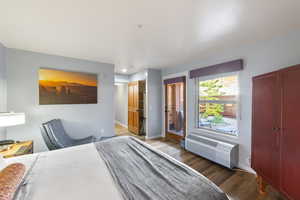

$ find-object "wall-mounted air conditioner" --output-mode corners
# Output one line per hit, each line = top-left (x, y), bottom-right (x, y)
(185, 133), (238, 169)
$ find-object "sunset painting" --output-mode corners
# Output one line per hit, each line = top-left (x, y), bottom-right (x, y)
(39, 68), (98, 105)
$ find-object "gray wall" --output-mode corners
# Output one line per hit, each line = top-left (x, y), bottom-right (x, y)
(0, 43), (7, 139)
(129, 70), (147, 81)
(146, 69), (162, 139)
(115, 74), (129, 83)
(6, 49), (115, 152)
(162, 29), (300, 171)
(126, 69), (162, 138)
(114, 84), (128, 127)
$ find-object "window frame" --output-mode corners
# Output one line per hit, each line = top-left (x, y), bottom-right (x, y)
(195, 72), (240, 137)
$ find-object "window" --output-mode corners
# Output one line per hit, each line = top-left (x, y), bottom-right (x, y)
(196, 75), (238, 136)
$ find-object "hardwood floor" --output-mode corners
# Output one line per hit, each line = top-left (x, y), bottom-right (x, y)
(115, 123), (145, 140)
(115, 124), (286, 200)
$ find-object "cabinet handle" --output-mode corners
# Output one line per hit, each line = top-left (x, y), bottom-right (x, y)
(272, 127), (281, 131)
(272, 127), (281, 132)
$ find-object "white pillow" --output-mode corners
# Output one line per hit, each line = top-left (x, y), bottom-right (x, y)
(0, 154), (6, 170)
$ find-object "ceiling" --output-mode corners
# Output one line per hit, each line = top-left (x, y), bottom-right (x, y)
(0, 0), (299, 74)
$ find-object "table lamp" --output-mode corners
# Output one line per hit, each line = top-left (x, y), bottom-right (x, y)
(0, 112), (25, 146)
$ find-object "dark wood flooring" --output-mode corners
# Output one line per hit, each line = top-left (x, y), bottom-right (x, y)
(115, 124), (286, 200)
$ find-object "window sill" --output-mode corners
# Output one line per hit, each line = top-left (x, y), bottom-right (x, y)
(190, 128), (239, 143)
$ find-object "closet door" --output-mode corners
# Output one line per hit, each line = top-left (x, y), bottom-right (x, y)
(281, 66), (300, 199)
(128, 82), (139, 134)
(252, 72), (280, 188)
(128, 82), (133, 132)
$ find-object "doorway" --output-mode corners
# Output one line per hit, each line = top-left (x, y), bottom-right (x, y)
(114, 82), (129, 134)
(128, 80), (146, 136)
(164, 77), (186, 142)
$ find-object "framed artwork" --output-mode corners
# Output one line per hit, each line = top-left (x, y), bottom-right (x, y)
(39, 68), (98, 105)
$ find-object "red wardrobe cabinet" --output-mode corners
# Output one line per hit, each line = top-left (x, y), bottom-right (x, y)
(252, 64), (300, 200)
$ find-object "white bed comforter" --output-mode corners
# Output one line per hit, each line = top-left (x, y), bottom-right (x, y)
(5, 143), (123, 200)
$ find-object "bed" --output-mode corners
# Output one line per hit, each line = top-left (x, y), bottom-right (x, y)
(4, 136), (229, 200)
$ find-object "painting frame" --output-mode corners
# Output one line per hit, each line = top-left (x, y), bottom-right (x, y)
(39, 68), (98, 105)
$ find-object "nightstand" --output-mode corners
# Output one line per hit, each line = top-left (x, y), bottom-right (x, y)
(0, 141), (33, 158)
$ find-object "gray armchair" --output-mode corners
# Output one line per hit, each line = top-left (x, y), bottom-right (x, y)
(40, 124), (58, 151)
(41, 119), (98, 150)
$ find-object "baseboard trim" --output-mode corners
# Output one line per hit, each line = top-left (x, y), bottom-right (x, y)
(115, 120), (128, 128)
(237, 164), (256, 174)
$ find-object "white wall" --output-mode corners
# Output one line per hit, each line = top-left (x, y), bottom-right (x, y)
(146, 69), (162, 139)
(114, 84), (128, 127)
(6, 49), (115, 152)
(0, 43), (7, 140)
(162, 29), (300, 172)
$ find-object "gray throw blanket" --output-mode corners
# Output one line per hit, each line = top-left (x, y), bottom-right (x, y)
(95, 136), (229, 200)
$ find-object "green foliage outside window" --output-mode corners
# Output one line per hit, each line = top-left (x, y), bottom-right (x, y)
(200, 79), (225, 123)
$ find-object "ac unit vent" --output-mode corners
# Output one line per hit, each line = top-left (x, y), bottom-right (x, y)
(186, 133), (238, 169)
(188, 134), (218, 147)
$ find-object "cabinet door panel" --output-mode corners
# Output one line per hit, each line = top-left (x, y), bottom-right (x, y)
(252, 73), (280, 187)
(281, 67), (300, 199)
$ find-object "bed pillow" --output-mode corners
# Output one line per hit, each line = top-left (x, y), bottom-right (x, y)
(0, 163), (25, 200)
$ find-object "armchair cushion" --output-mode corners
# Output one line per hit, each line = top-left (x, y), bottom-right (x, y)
(48, 119), (73, 147)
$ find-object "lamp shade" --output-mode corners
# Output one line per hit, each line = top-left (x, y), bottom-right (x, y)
(0, 113), (26, 127)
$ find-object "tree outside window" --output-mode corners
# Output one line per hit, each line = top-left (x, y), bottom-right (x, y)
(198, 75), (238, 135)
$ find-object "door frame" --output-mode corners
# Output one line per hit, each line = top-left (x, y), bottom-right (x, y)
(128, 80), (145, 135)
(162, 73), (188, 141)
